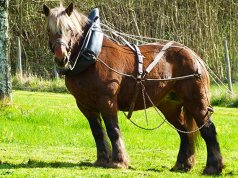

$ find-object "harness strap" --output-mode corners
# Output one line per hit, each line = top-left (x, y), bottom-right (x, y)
(51, 38), (69, 51)
(127, 41), (173, 119)
(110, 30), (145, 79)
(145, 41), (174, 76)
(132, 44), (144, 79)
(126, 44), (144, 118)
(127, 81), (141, 119)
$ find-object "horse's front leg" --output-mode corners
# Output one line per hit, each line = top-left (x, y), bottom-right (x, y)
(99, 96), (129, 168)
(76, 101), (112, 167)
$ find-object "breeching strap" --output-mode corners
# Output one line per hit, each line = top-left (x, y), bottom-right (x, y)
(144, 41), (174, 76)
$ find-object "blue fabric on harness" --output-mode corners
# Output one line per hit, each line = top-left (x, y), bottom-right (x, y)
(81, 8), (103, 60)
(58, 8), (103, 76)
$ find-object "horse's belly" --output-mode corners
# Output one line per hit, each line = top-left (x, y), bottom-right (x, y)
(117, 84), (170, 111)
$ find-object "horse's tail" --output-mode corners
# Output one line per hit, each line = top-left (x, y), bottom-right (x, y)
(182, 107), (200, 150)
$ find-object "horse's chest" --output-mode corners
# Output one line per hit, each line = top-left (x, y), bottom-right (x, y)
(66, 77), (96, 100)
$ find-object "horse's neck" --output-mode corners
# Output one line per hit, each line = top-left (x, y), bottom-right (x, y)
(103, 35), (134, 52)
(70, 23), (91, 57)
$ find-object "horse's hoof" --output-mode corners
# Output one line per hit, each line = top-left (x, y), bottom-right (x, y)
(93, 159), (129, 169)
(203, 157), (224, 175)
(109, 161), (129, 169)
(203, 166), (222, 175)
(93, 159), (110, 167)
(170, 162), (192, 172)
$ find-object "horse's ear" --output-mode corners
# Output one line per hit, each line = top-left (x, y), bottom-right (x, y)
(43, 4), (50, 17)
(65, 3), (74, 16)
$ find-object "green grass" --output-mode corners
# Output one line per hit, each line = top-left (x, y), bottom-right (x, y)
(0, 90), (237, 177)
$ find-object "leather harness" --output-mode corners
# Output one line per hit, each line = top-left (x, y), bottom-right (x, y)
(126, 41), (174, 119)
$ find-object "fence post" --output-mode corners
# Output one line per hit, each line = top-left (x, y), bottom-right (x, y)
(223, 39), (233, 95)
(17, 36), (23, 82)
(54, 66), (59, 80)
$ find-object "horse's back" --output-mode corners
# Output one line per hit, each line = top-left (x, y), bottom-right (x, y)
(116, 41), (209, 111)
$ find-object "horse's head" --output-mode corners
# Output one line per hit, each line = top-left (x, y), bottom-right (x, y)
(43, 3), (87, 69)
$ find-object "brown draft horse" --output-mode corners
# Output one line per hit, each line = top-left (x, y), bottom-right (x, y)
(43, 3), (224, 175)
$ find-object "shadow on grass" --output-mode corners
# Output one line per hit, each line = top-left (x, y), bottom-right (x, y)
(0, 159), (93, 169)
(1, 160), (237, 177)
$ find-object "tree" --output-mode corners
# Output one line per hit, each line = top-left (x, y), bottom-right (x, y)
(0, 0), (12, 104)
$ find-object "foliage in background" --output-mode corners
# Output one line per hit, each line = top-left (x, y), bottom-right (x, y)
(8, 0), (238, 80)
(12, 75), (66, 93)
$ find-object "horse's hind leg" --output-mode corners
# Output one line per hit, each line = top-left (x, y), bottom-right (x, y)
(171, 109), (197, 172)
(172, 130), (196, 172)
(157, 101), (196, 172)
(76, 101), (112, 167)
(200, 120), (224, 174)
(186, 106), (223, 174)
(178, 82), (223, 174)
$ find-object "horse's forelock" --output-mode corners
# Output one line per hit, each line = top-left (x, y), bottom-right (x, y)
(47, 6), (88, 36)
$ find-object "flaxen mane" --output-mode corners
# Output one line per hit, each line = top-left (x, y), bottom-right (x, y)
(47, 5), (88, 36)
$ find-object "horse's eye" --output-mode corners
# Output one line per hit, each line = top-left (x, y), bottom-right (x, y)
(57, 30), (62, 35)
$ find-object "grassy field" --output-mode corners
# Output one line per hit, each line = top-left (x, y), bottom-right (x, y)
(0, 90), (237, 177)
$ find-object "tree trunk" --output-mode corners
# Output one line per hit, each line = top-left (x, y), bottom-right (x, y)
(0, 0), (12, 104)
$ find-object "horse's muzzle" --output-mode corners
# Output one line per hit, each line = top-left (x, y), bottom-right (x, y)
(54, 56), (70, 70)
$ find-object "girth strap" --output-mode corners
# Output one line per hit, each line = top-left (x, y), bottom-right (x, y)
(126, 44), (144, 119)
